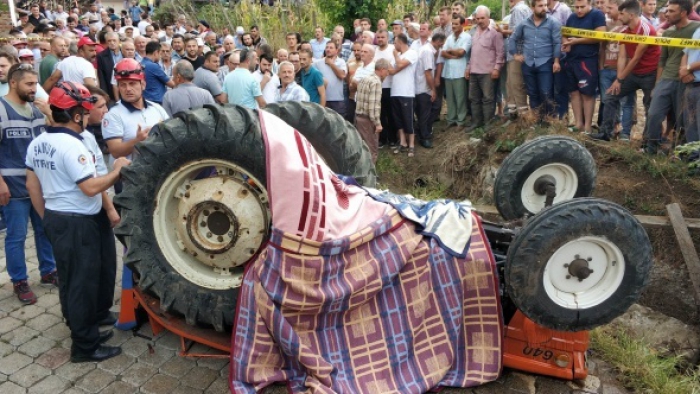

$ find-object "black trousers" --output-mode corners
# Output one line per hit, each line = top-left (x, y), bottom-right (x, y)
(415, 92), (433, 141)
(43, 209), (117, 355)
(379, 87), (397, 145)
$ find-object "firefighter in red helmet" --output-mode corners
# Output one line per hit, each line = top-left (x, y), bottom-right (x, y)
(25, 81), (131, 363)
(102, 58), (168, 183)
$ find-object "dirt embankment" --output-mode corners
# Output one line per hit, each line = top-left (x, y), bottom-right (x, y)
(376, 118), (700, 326)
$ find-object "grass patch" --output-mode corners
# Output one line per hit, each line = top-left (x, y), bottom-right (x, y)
(591, 326), (700, 394)
(603, 143), (690, 181)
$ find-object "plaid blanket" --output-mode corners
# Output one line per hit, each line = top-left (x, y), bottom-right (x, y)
(229, 111), (503, 393)
(230, 211), (502, 393)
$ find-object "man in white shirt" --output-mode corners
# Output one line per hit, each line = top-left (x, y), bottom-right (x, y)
(415, 33), (446, 149)
(42, 36), (97, 92)
(52, 5), (69, 22)
(388, 34), (418, 156)
(314, 41), (347, 117)
(410, 22), (431, 52)
(252, 54), (279, 105)
(373, 30), (396, 147)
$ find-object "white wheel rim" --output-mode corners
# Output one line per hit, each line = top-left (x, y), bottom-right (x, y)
(154, 160), (269, 290)
(543, 236), (625, 309)
(521, 163), (578, 214)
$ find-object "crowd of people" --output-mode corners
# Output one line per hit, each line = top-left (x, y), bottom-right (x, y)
(1, 0), (699, 363)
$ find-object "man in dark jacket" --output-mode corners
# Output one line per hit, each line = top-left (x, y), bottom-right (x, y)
(96, 32), (122, 101)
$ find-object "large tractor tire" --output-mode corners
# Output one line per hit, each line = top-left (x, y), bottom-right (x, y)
(494, 136), (597, 220)
(505, 198), (653, 331)
(114, 103), (376, 331)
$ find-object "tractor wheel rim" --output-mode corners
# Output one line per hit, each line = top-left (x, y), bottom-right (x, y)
(521, 163), (578, 214)
(543, 236), (625, 309)
(154, 160), (269, 290)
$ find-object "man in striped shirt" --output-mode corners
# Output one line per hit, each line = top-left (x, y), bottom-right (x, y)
(355, 58), (390, 163)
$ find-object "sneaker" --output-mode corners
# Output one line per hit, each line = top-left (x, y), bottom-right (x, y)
(378, 142), (386, 149)
(13, 280), (37, 305)
(588, 132), (610, 141)
(40, 271), (59, 287)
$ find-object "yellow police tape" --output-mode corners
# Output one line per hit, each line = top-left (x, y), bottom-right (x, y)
(561, 26), (700, 49)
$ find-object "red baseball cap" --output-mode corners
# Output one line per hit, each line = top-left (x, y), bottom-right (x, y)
(77, 36), (97, 48)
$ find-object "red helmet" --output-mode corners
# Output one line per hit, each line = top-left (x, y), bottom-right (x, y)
(114, 58), (145, 81)
(49, 82), (97, 111)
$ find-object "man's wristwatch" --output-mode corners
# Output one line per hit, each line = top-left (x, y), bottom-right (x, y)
(617, 78), (624, 83)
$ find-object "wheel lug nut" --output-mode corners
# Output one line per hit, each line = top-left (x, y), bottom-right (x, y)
(206, 232), (212, 238)
(217, 236), (223, 242)
(563, 263), (569, 268)
(184, 191), (190, 198)
(587, 257), (592, 261)
(575, 254), (580, 259)
(228, 232), (233, 237)
(203, 210), (209, 216)
(566, 275), (571, 279)
(200, 221), (206, 227)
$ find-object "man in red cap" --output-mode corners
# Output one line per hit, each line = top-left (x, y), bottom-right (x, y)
(43, 36), (98, 92)
(25, 81), (130, 362)
(102, 58), (168, 181)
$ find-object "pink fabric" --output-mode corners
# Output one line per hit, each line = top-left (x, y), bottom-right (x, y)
(259, 111), (390, 243)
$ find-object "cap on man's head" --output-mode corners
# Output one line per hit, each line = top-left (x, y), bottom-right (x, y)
(124, 26), (134, 31)
(77, 36), (97, 48)
(18, 49), (34, 58)
(236, 26), (244, 35)
(390, 20), (403, 26)
(198, 20), (210, 29)
(11, 39), (27, 47)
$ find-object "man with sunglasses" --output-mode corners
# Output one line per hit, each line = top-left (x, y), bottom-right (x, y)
(0, 50), (50, 101)
(0, 63), (57, 305)
(25, 81), (130, 363)
(102, 58), (168, 172)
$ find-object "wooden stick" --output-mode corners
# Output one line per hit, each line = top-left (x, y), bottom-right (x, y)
(472, 204), (700, 229)
(666, 203), (700, 307)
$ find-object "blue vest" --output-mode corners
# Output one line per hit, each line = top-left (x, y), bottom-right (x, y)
(0, 97), (46, 198)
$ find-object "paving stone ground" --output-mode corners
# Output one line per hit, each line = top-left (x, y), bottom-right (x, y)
(0, 230), (632, 393)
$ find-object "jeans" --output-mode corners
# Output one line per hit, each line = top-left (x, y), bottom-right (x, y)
(601, 72), (655, 138)
(683, 83), (700, 143)
(553, 65), (569, 119)
(2, 198), (56, 282)
(469, 74), (495, 126)
(599, 68), (634, 136)
(522, 60), (554, 120)
(645, 79), (685, 144)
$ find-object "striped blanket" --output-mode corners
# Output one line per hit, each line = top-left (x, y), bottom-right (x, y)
(229, 111), (503, 393)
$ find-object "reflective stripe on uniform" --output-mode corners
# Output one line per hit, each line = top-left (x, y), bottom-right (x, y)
(0, 168), (27, 176)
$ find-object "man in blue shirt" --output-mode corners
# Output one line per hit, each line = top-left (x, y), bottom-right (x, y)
(299, 49), (326, 105)
(310, 27), (330, 59)
(141, 41), (174, 104)
(562, 0), (606, 134)
(510, 0), (562, 123)
(128, 0), (141, 26)
(223, 49), (266, 109)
